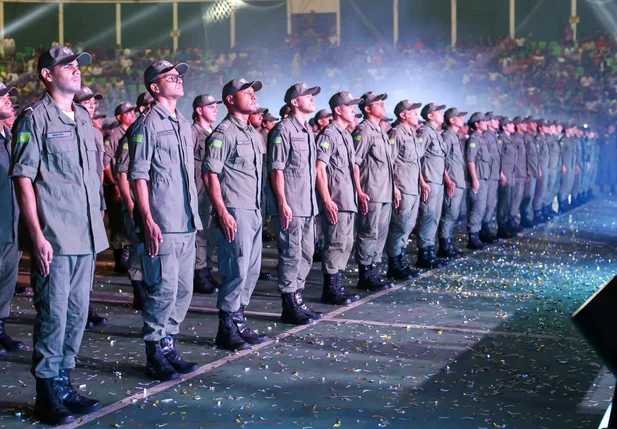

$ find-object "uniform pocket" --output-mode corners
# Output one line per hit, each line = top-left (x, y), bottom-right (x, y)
(45, 135), (76, 172)
(290, 138), (307, 167)
(369, 142), (386, 163)
(141, 255), (163, 286)
(232, 142), (254, 171)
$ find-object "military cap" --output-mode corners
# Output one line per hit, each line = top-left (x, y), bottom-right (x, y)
(284, 82), (321, 105)
(421, 102), (446, 120)
(329, 91), (362, 109)
(114, 101), (136, 116)
(444, 107), (467, 123)
(38, 45), (91, 74)
(193, 94), (222, 109)
(394, 100), (422, 117)
(144, 60), (188, 86)
(73, 86), (102, 103)
(468, 112), (488, 126)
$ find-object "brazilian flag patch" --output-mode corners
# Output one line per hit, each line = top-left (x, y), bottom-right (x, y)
(418, 137), (423, 143)
(273, 136), (283, 144)
(133, 134), (144, 143)
(104, 140), (111, 146)
(16, 132), (31, 144)
(469, 143), (476, 148)
(319, 141), (329, 149)
(122, 142), (128, 150)
(211, 139), (223, 148)
(389, 138), (395, 145)
(354, 135), (362, 142)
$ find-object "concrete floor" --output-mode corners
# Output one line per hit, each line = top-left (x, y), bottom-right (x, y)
(1, 196), (617, 428)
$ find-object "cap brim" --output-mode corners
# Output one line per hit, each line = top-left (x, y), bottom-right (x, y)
(242, 80), (263, 93)
(57, 52), (92, 68)
(93, 114), (107, 119)
(174, 62), (189, 75)
(457, 111), (468, 117)
(0, 86), (18, 97)
(355, 113), (362, 118)
(255, 107), (267, 113)
(435, 104), (446, 111)
(301, 86), (321, 98)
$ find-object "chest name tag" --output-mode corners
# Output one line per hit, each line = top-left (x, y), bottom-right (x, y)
(47, 130), (72, 139)
(157, 130), (175, 137)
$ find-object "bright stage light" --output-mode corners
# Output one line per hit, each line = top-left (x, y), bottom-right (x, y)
(203, 0), (246, 24)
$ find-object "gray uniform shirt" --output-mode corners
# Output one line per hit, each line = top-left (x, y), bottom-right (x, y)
(512, 132), (527, 179)
(466, 130), (491, 180)
(524, 132), (540, 177)
(441, 127), (466, 189)
(418, 123), (446, 186)
(353, 118), (394, 203)
(113, 122), (136, 176)
(202, 114), (263, 210)
(10, 93), (108, 255)
(389, 121), (423, 196)
(498, 132), (517, 177)
(129, 102), (202, 234)
(537, 133), (550, 174)
(191, 122), (212, 210)
(548, 134), (561, 171)
(268, 113), (318, 217)
(104, 125), (126, 173)
(484, 129), (501, 180)
(0, 126), (17, 243)
(560, 136), (577, 171)
(315, 121), (357, 212)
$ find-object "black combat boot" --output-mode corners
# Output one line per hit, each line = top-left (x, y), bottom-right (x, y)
(0, 319), (25, 351)
(233, 306), (269, 344)
(281, 293), (314, 325)
(533, 209), (546, 224)
(262, 229), (275, 242)
(313, 239), (323, 262)
(437, 238), (458, 259)
(145, 340), (180, 381)
(85, 306), (108, 331)
(113, 248), (129, 274)
(55, 369), (101, 414)
(295, 290), (323, 320)
(335, 272), (360, 302)
(160, 336), (199, 374)
(416, 247), (442, 269)
(479, 223), (498, 244)
(356, 264), (388, 292)
(193, 267), (219, 294)
(131, 280), (148, 310)
(508, 217), (523, 233)
(216, 311), (252, 351)
(467, 233), (485, 250)
(321, 273), (352, 306)
(34, 377), (75, 425)
(372, 263), (394, 288)
(397, 253), (420, 277)
(497, 224), (515, 239)
(386, 256), (413, 280)
(558, 199), (571, 214)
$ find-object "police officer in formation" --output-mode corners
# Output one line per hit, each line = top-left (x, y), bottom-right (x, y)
(4, 45), (603, 426)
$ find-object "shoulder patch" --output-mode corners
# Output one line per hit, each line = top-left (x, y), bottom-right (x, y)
(418, 137), (424, 143)
(319, 141), (330, 149)
(211, 139), (223, 148)
(469, 142), (476, 148)
(104, 140), (111, 146)
(273, 136), (283, 144)
(133, 133), (144, 143)
(498, 139), (502, 144)
(16, 131), (31, 144)
(354, 135), (362, 142)
(389, 138), (395, 145)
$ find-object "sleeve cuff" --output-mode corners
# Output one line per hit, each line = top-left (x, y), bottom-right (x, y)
(130, 171), (150, 181)
(316, 152), (331, 164)
(269, 161), (285, 171)
(10, 163), (37, 181)
(202, 158), (224, 174)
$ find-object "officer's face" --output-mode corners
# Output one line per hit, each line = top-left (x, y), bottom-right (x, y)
(43, 60), (82, 94)
(293, 94), (316, 114)
(528, 123), (537, 132)
(429, 109), (444, 125)
(505, 123), (515, 133)
(451, 115), (464, 128)
(366, 101), (386, 120)
(557, 125), (563, 134)
(0, 94), (12, 120)
(491, 119), (499, 130)
(404, 109), (420, 126)
(263, 120), (275, 132)
(477, 120), (488, 132)
(119, 110), (137, 127)
(229, 87), (258, 115)
(336, 104), (356, 125)
(92, 117), (103, 130)
(200, 103), (219, 124)
(249, 112), (263, 129)
(151, 70), (184, 100)
(80, 98), (97, 117)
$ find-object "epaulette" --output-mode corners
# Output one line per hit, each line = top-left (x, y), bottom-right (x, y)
(18, 100), (43, 119)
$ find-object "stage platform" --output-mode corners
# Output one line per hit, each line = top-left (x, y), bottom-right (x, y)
(1, 197), (617, 428)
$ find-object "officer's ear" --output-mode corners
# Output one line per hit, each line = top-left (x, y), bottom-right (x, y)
(225, 94), (235, 107)
(149, 82), (161, 96)
(115, 114), (122, 123)
(40, 68), (53, 84)
(195, 106), (203, 117)
(290, 98), (299, 108)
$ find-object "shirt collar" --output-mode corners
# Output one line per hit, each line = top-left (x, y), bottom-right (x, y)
(226, 113), (254, 133)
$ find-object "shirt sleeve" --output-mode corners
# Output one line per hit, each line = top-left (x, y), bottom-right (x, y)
(353, 125), (371, 166)
(466, 134), (480, 162)
(268, 125), (290, 171)
(10, 115), (40, 181)
(129, 121), (154, 181)
(114, 135), (130, 175)
(315, 130), (335, 165)
(103, 135), (114, 168)
(202, 129), (230, 175)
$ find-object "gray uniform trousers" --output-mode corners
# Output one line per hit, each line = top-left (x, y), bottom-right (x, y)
(417, 183), (444, 248)
(498, 174), (515, 225)
(510, 177), (526, 219)
(274, 215), (314, 294)
(217, 209), (262, 313)
(141, 232), (195, 342)
(572, 171), (581, 198)
(103, 185), (129, 250)
(545, 169), (559, 206)
(522, 177), (537, 217)
(482, 179), (499, 224)
(439, 187), (465, 240)
(559, 170), (575, 202)
(195, 200), (217, 270)
(322, 212), (355, 275)
(533, 173), (549, 210)
(31, 254), (95, 379)
(386, 193), (420, 258)
(124, 211), (143, 282)
(356, 202), (392, 265)
(468, 179), (489, 233)
(0, 242), (19, 318)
